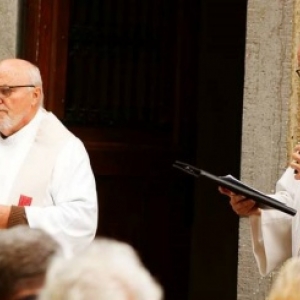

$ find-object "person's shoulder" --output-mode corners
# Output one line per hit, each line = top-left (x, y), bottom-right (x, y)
(41, 110), (73, 137)
(41, 109), (88, 150)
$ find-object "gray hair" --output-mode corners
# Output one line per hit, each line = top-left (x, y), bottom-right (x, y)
(39, 238), (164, 300)
(26, 62), (42, 86)
(26, 62), (44, 106)
(0, 225), (60, 299)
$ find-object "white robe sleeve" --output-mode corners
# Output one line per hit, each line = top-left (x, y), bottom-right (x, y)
(24, 137), (98, 257)
(249, 168), (296, 275)
(250, 212), (291, 276)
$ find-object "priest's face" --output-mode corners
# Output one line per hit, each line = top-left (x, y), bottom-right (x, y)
(0, 59), (42, 136)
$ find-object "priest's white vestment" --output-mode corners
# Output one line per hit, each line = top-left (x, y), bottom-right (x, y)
(0, 108), (98, 256)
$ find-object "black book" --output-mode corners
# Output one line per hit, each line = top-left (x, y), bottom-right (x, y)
(173, 161), (297, 216)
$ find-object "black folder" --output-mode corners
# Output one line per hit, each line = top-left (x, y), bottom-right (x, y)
(173, 161), (297, 216)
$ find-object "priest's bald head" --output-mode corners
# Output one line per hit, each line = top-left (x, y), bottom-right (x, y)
(0, 58), (43, 137)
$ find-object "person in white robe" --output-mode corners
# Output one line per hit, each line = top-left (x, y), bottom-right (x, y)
(0, 58), (98, 257)
(219, 166), (298, 276)
(219, 46), (300, 276)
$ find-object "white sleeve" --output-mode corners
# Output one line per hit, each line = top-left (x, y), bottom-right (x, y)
(24, 137), (98, 257)
(250, 168), (295, 275)
(250, 212), (291, 276)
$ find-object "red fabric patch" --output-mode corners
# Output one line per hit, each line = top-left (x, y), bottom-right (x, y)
(18, 195), (32, 206)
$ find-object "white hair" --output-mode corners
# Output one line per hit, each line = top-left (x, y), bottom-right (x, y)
(26, 62), (44, 106)
(39, 238), (164, 300)
(267, 257), (300, 300)
(26, 63), (42, 86)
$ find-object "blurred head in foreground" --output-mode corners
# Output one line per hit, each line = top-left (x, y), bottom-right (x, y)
(0, 225), (60, 300)
(267, 256), (300, 300)
(39, 238), (163, 300)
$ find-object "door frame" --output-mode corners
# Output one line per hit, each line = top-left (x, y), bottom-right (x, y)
(18, 0), (70, 118)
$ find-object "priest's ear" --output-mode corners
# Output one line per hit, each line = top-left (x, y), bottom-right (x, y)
(30, 86), (42, 107)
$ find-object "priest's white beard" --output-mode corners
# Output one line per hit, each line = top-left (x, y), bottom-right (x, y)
(0, 113), (26, 134)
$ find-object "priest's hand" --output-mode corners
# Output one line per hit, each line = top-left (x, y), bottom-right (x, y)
(0, 205), (11, 228)
(218, 186), (261, 217)
(290, 144), (300, 178)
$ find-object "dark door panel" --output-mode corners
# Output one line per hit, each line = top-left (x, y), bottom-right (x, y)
(18, 1), (197, 299)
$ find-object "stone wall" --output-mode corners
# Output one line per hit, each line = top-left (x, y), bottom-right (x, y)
(238, 0), (295, 299)
(0, 0), (19, 59)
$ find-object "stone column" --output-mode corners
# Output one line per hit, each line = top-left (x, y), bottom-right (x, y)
(0, 0), (19, 59)
(238, 0), (295, 299)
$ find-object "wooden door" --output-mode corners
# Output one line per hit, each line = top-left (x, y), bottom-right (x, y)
(18, 0), (198, 299)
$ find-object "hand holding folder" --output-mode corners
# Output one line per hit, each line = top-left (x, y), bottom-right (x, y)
(173, 161), (297, 216)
